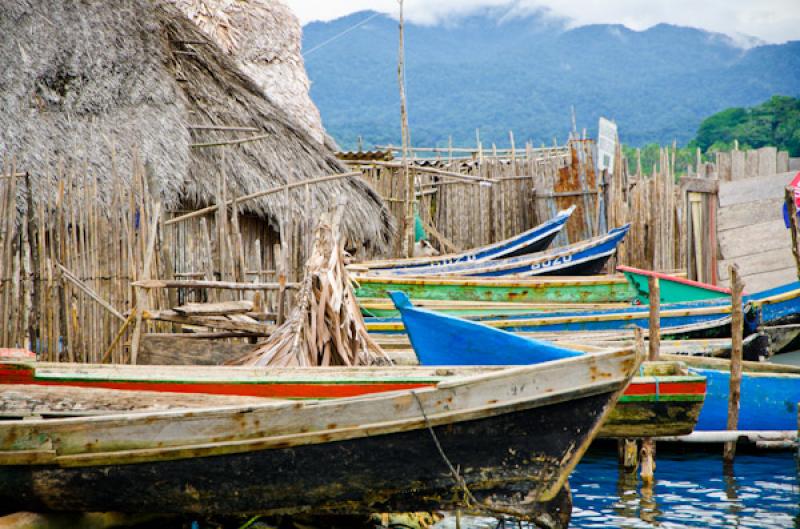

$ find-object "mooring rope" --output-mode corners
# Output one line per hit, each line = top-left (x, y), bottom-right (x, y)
(410, 392), (556, 525)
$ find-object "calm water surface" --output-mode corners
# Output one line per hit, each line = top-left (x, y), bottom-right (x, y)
(435, 448), (798, 529)
(570, 448), (798, 528)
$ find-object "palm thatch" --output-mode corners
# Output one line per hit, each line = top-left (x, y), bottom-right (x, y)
(0, 0), (393, 252)
(231, 210), (389, 367)
(171, 0), (331, 147)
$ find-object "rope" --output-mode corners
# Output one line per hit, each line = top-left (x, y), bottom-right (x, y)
(410, 392), (554, 524)
(305, 11), (384, 57)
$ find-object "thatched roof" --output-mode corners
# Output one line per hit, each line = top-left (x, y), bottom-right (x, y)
(171, 0), (330, 147)
(0, 0), (394, 252)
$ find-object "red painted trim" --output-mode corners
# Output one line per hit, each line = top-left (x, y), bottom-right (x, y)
(623, 381), (706, 396)
(616, 265), (732, 294)
(0, 365), (706, 399)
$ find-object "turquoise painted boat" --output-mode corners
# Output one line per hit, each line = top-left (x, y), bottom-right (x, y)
(354, 274), (637, 304)
(618, 265), (731, 304)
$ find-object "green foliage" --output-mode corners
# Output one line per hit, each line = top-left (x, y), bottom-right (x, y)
(694, 96), (800, 155)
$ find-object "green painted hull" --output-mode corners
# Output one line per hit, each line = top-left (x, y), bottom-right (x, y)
(354, 275), (637, 304)
(621, 268), (730, 305)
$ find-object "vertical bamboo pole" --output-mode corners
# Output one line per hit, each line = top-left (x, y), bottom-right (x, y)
(724, 264), (745, 463)
(130, 203), (161, 365)
(397, 0), (413, 257)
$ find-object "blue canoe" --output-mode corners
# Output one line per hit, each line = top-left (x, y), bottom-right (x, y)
(354, 206), (575, 272)
(380, 224), (631, 277)
(367, 281), (800, 337)
(391, 291), (800, 437)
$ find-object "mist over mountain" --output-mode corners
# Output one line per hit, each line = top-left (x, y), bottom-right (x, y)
(302, 10), (800, 150)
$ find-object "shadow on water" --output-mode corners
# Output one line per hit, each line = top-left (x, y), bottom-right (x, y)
(570, 445), (799, 528)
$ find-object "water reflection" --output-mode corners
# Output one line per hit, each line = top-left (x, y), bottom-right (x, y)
(570, 447), (798, 528)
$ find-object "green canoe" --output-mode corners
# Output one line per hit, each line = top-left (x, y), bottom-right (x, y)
(618, 266), (731, 304)
(353, 274), (637, 305)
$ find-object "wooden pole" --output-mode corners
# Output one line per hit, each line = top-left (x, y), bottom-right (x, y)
(164, 172), (359, 227)
(397, 0), (413, 257)
(724, 264), (745, 462)
(648, 276), (660, 360)
(130, 203), (161, 365)
(784, 187), (800, 279)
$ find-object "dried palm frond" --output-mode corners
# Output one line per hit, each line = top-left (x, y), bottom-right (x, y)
(230, 210), (390, 367)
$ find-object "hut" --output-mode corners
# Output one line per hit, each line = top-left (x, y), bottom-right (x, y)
(0, 0), (394, 256)
(170, 0), (334, 148)
(0, 0), (394, 359)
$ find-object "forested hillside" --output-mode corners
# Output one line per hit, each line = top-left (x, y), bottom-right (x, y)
(302, 10), (800, 150)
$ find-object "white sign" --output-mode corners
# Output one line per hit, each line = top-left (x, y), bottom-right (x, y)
(597, 117), (617, 175)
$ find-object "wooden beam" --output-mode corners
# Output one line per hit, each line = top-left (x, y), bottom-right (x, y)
(680, 177), (719, 194)
(164, 171), (360, 226)
(56, 263), (125, 322)
(143, 310), (274, 336)
(190, 134), (271, 148)
(133, 279), (299, 291)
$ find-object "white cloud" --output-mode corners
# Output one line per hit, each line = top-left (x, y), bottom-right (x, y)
(284, 0), (800, 45)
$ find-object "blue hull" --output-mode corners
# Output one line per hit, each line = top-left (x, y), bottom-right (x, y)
(384, 225), (631, 277)
(691, 367), (800, 432)
(388, 291), (582, 365)
(368, 207), (574, 271)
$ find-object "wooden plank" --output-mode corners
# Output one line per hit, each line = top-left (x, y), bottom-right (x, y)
(718, 172), (796, 207)
(0, 384), (269, 418)
(717, 198), (783, 232)
(143, 310), (274, 336)
(174, 300), (254, 316)
(718, 248), (795, 282)
(138, 335), (256, 366)
(717, 220), (791, 260)
(718, 267), (797, 291)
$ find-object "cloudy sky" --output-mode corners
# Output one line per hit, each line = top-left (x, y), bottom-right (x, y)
(283, 0), (800, 45)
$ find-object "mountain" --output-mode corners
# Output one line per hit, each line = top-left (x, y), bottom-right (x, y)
(302, 10), (800, 150)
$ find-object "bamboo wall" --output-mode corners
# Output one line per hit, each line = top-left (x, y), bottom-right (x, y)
(350, 142), (607, 256)
(0, 156), (295, 361)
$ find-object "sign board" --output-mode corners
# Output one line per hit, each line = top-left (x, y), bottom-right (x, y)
(597, 117), (617, 175)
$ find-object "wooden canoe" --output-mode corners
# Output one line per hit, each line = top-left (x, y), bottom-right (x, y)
(0, 349), (637, 522)
(358, 298), (629, 318)
(350, 206), (575, 272)
(353, 274), (637, 304)
(0, 362), (702, 440)
(377, 225), (630, 277)
(369, 293), (746, 337)
(618, 265), (732, 304)
(388, 293), (705, 438)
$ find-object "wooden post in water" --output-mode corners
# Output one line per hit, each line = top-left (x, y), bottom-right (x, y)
(641, 277), (660, 483)
(724, 264), (745, 462)
(784, 187), (800, 279)
(618, 327), (646, 471)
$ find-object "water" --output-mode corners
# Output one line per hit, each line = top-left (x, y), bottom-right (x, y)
(435, 448), (799, 529)
(570, 447), (799, 528)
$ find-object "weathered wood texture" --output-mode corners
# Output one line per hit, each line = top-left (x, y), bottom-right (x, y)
(716, 171), (797, 290)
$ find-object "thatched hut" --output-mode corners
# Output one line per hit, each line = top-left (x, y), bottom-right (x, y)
(170, 0), (334, 148)
(0, 0), (394, 257)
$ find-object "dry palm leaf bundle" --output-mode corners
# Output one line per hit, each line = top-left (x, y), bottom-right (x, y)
(231, 213), (390, 367)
